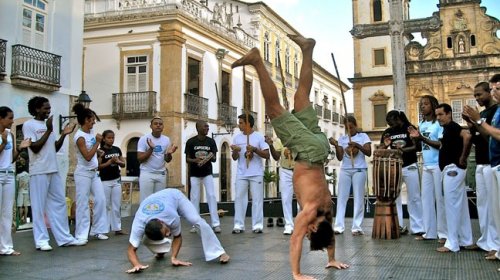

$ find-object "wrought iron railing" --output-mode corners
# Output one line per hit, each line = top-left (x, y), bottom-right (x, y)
(314, 104), (323, 118)
(112, 91), (156, 119)
(184, 93), (208, 117)
(332, 112), (340, 123)
(323, 108), (332, 121)
(340, 115), (346, 125)
(218, 103), (237, 126)
(0, 39), (6, 75)
(11, 44), (61, 85)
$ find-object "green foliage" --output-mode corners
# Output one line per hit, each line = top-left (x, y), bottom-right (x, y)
(263, 170), (278, 183)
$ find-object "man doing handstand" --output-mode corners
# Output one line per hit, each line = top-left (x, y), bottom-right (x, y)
(232, 34), (349, 280)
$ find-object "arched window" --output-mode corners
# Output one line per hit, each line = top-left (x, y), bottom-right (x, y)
(264, 32), (270, 62)
(373, 0), (382, 22)
(275, 39), (281, 65)
(294, 53), (299, 78)
(285, 47), (290, 73)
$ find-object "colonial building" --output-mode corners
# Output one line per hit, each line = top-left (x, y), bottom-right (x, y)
(83, 0), (348, 204)
(350, 0), (499, 138)
(0, 0), (85, 228)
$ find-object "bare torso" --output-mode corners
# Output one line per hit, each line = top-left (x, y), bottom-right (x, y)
(293, 161), (332, 213)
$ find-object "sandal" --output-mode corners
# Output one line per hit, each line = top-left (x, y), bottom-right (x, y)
(0, 251), (21, 256)
(352, 231), (364, 236)
(436, 246), (451, 253)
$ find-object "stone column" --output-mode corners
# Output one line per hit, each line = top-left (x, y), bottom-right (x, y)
(158, 20), (186, 191)
(389, 0), (407, 112)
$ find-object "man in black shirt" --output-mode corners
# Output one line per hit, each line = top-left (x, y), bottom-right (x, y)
(434, 103), (474, 252)
(463, 82), (498, 255)
(185, 121), (221, 233)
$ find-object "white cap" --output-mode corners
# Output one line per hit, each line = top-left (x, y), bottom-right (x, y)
(143, 237), (172, 254)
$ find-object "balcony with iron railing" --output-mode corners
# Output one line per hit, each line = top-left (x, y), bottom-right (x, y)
(314, 104), (323, 118)
(112, 91), (157, 120)
(11, 44), (61, 91)
(323, 108), (332, 122)
(332, 112), (340, 123)
(240, 109), (258, 121)
(285, 73), (293, 88)
(340, 115), (346, 126)
(0, 39), (6, 79)
(218, 103), (237, 128)
(184, 93), (208, 118)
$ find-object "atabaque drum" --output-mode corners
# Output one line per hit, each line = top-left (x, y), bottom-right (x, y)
(372, 149), (403, 202)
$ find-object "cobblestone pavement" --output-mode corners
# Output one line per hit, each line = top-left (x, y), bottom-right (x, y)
(0, 217), (498, 280)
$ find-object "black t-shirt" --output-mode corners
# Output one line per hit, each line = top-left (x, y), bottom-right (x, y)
(184, 135), (217, 177)
(99, 145), (122, 181)
(471, 104), (497, 164)
(439, 121), (464, 170)
(381, 124), (417, 167)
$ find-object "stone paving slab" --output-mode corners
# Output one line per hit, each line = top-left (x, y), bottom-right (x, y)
(0, 217), (498, 279)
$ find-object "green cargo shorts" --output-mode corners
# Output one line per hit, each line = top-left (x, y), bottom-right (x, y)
(271, 105), (330, 164)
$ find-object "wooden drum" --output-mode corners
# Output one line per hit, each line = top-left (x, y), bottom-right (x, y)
(371, 149), (403, 240)
(373, 149), (403, 202)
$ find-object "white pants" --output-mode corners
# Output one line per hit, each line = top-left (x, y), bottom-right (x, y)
(335, 168), (366, 233)
(29, 173), (75, 247)
(190, 175), (220, 227)
(139, 170), (167, 202)
(102, 178), (123, 232)
(442, 164), (473, 252)
(0, 172), (15, 254)
(279, 168), (294, 231)
(421, 165), (447, 239)
(491, 164), (500, 254)
(74, 170), (109, 240)
(173, 189), (225, 261)
(395, 164), (424, 233)
(475, 165), (499, 251)
(233, 176), (264, 231)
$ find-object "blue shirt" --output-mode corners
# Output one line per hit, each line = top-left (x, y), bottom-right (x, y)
(419, 120), (442, 166)
(489, 107), (500, 166)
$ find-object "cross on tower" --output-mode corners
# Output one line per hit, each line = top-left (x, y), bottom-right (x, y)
(350, 1), (442, 112)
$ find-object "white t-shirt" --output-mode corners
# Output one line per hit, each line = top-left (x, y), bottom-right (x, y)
(338, 132), (371, 169)
(23, 119), (58, 175)
(0, 131), (13, 171)
(137, 133), (171, 172)
(232, 131), (269, 177)
(129, 188), (183, 248)
(74, 129), (98, 171)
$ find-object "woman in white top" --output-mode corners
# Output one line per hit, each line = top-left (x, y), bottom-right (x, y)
(72, 104), (109, 242)
(0, 107), (30, 255)
(329, 116), (372, 235)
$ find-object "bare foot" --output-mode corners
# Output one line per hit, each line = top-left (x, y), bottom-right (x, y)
(436, 246), (451, 253)
(219, 253), (230, 264)
(287, 34), (315, 52)
(232, 48), (261, 68)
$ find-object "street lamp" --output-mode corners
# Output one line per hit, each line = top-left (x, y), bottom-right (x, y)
(59, 90), (92, 133)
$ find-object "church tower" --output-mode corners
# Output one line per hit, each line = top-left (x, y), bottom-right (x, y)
(350, 0), (411, 137)
(350, 0), (499, 137)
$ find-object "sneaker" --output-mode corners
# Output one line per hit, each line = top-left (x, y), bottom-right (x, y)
(36, 244), (53, 251)
(189, 227), (198, 233)
(213, 226), (222, 233)
(63, 239), (87, 247)
(283, 228), (293, 235)
(276, 217), (285, 227)
(232, 229), (243, 234)
(399, 226), (408, 235)
(266, 218), (274, 227)
(94, 234), (109, 240)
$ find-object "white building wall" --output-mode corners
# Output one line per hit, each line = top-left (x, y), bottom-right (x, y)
(0, 0), (84, 183)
